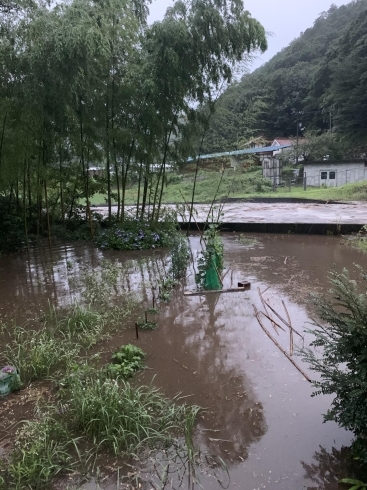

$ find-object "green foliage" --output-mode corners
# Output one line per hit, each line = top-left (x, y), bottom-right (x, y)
(301, 268), (367, 462)
(107, 344), (145, 378)
(204, 0), (367, 152)
(238, 235), (259, 247)
(61, 366), (199, 456)
(136, 319), (158, 331)
(157, 277), (177, 302)
(96, 224), (171, 251)
(169, 233), (190, 280)
(340, 479), (367, 490)
(0, 415), (74, 490)
(1, 324), (79, 385)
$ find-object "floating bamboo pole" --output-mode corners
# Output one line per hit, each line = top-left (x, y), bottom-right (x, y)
(253, 305), (311, 383)
(264, 300), (304, 340)
(282, 299), (294, 356)
(258, 287), (279, 335)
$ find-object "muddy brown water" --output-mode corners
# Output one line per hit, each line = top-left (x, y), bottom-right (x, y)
(1, 234), (367, 489)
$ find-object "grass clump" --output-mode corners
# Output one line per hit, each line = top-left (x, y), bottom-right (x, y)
(107, 344), (145, 378)
(238, 235), (260, 247)
(1, 324), (79, 385)
(0, 415), (74, 490)
(60, 366), (200, 456)
(136, 319), (158, 331)
(48, 303), (106, 349)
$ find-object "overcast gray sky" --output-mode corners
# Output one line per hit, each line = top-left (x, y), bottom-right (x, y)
(148, 0), (353, 71)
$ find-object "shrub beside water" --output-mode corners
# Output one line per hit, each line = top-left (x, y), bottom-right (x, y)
(301, 268), (367, 463)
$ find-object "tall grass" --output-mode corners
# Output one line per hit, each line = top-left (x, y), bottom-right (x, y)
(61, 366), (199, 457)
(0, 415), (75, 490)
(0, 324), (79, 385)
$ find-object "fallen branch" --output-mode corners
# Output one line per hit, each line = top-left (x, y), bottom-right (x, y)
(253, 305), (312, 383)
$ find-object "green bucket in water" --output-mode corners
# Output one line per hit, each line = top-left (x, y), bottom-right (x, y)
(0, 366), (20, 396)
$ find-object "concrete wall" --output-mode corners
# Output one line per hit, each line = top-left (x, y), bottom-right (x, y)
(304, 160), (367, 187)
(262, 158), (282, 185)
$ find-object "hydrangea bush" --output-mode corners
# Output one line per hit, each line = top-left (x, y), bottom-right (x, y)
(96, 218), (176, 251)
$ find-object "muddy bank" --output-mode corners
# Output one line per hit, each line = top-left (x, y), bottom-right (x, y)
(1, 235), (366, 489)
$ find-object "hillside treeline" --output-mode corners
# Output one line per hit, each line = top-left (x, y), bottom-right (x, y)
(203, 0), (367, 153)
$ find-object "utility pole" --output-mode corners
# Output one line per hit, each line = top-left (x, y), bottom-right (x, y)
(329, 111), (332, 136)
(296, 112), (299, 165)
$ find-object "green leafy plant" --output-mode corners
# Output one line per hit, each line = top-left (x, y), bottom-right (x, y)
(301, 267), (367, 462)
(136, 319), (158, 331)
(169, 233), (190, 280)
(158, 278), (177, 302)
(108, 344), (146, 378)
(340, 479), (367, 490)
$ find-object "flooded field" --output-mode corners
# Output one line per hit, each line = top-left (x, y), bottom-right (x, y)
(1, 233), (367, 489)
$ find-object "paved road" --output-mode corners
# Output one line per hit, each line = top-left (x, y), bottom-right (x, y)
(94, 201), (367, 224)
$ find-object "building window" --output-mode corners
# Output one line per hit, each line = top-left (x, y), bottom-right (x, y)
(329, 171), (336, 180)
(321, 171), (327, 180)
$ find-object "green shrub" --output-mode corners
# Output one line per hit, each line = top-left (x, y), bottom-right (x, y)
(96, 217), (178, 251)
(301, 268), (367, 462)
(169, 233), (190, 279)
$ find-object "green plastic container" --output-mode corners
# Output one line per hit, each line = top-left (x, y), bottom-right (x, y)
(0, 366), (19, 396)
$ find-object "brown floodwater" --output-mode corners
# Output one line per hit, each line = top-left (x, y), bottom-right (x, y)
(1, 234), (367, 489)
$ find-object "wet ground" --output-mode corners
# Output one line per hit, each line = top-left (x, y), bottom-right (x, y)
(1, 234), (367, 489)
(94, 201), (367, 224)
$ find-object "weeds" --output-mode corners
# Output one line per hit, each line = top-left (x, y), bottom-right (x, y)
(136, 319), (158, 331)
(60, 366), (200, 456)
(0, 415), (74, 490)
(47, 303), (106, 349)
(238, 235), (259, 247)
(1, 324), (79, 385)
(158, 278), (177, 302)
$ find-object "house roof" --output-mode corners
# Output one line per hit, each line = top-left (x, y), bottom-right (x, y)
(303, 159), (366, 165)
(272, 138), (294, 147)
(186, 144), (292, 162)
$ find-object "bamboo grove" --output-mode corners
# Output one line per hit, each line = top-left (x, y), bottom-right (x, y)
(0, 0), (266, 248)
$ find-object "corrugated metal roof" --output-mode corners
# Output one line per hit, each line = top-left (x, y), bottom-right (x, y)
(186, 144), (292, 162)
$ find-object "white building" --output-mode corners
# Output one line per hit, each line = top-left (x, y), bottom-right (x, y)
(303, 159), (367, 187)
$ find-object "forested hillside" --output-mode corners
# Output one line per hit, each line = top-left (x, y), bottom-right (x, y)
(203, 0), (367, 153)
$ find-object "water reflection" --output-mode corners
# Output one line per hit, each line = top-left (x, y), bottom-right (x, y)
(302, 445), (364, 490)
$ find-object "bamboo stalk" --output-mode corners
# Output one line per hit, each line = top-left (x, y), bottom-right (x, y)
(282, 300), (294, 356)
(264, 300), (304, 340)
(259, 311), (286, 332)
(179, 189), (204, 242)
(253, 305), (311, 383)
(258, 287), (278, 335)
